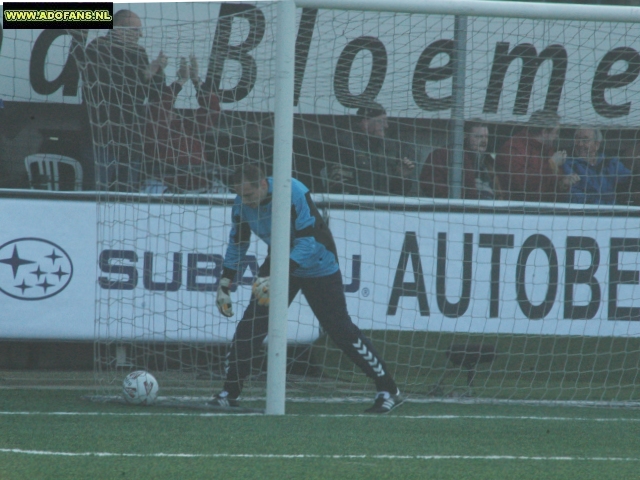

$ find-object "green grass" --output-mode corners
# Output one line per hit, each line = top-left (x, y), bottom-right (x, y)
(1, 388), (640, 479)
(312, 331), (640, 401)
(92, 331), (640, 404)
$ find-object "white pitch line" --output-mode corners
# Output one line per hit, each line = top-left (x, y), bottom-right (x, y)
(1, 411), (640, 422)
(0, 411), (262, 418)
(0, 448), (639, 462)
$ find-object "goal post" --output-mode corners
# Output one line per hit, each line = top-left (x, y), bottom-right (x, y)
(68, 0), (640, 409)
(267, 0), (296, 415)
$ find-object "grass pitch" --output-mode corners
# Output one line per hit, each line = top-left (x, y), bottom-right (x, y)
(1, 383), (640, 479)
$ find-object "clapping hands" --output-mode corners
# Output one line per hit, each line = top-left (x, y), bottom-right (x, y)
(189, 55), (200, 86)
(560, 173), (580, 190)
(396, 157), (415, 178)
(146, 50), (168, 80)
(177, 56), (190, 85)
(550, 150), (568, 169)
(175, 55), (201, 87)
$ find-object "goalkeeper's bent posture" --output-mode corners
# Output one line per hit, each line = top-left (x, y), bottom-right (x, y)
(211, 163), (403, 413)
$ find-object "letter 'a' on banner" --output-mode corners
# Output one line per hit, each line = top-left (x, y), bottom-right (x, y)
(3, 2), (113, 30)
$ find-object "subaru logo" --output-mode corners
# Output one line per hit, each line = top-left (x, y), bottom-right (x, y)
(0, 238), (73, 300)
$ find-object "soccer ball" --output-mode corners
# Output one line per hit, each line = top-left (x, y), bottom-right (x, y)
(122, 370), (159, 406)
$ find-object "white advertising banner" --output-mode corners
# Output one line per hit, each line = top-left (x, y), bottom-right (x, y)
(332, 208), (640, 338)
(1, 195), (639, 340)
(0, 197), (96, 339)
(1, 3), (639, 124)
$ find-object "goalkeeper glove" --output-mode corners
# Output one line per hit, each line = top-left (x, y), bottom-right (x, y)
(252, 276), (270, 306)
(216, 277), (234, 317)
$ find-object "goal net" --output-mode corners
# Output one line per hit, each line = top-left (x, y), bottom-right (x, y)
(79, 1), (640, 406)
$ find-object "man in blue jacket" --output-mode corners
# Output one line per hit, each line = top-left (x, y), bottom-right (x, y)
(210, 163), (403, 413)
(562, 128), (631, 205)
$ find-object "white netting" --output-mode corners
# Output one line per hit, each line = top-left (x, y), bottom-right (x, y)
(75, 2), (640, 405)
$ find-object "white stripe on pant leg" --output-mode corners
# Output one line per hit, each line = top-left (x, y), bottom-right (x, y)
(354, 338), (367, 355)
(352, 339), (386, 377)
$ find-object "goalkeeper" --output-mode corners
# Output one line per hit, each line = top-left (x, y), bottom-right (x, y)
(211, 163), (403, 413)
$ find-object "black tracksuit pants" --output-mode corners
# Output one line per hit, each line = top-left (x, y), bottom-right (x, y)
(223, 269), (398, 398)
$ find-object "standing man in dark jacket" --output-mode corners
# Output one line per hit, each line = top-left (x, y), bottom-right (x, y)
(82, 9), (167, 191)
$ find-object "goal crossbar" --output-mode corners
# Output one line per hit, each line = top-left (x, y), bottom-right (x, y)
(294, 0), (640, 23)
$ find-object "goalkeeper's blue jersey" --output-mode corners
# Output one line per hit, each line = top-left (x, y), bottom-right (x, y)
(223, 178), (340, 278)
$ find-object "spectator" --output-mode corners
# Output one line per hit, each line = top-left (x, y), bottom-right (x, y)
(620, 134), (640, 206)
(327, 103), (415, 195)
(419, 120), (501, 199)
(142, 56), (222, 193)
(562, 128), (631, 205)
(495, 110), (578, 202)
(82, 9), (168, 191)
